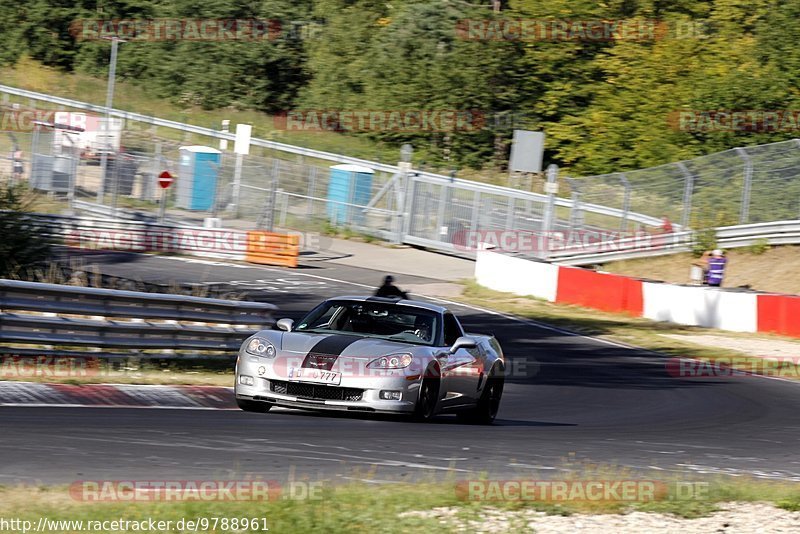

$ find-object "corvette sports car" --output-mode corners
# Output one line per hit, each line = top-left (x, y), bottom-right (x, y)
(234, 296), (505, 423)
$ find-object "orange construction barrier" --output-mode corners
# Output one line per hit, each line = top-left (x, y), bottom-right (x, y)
(245, 231), (300, 267)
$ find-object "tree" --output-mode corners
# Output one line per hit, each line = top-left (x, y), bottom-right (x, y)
(0, 185), (52, 278)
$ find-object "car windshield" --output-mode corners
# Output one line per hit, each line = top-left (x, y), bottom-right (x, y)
(295, 301), (439, 346)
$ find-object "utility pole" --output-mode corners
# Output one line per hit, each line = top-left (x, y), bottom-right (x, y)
(97, 36), (124, 205)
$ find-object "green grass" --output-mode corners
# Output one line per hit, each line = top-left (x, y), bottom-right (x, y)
(1, 473), (799, 532)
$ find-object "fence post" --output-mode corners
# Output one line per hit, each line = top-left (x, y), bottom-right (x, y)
(401, 174), (416, 239)
(677, 162), (694, 228)
(66, 136), (78, 213)
(470, 190), (481, 235)
(111, 148), (121, 219)
(618, 173), (630, 233)
(436, 183), (448, 244)
(152, 142), (162, 203)
(231, 152), (244, 218)
(27, 127), (39, 190)
(541, 164), (558, 234)
(259, 170), (277, 232)
(278, 191), (288, 228)
(505, 196), (515, 230)
(392, 172), (404, 244)
(735, 147), (752, 224)
(346, 169), (355, 228)
(306, 166), (317, 220)
(565, 177), (582, 233)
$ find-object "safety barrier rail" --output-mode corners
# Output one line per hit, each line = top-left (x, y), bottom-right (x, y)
(541, 221), (800, 266)
(14, 212), (301, 267)
(0, 279), (276, 358)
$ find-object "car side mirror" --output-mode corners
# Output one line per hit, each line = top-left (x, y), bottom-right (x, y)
(276, 318), (294, 332)
(449, 336), (477, 354)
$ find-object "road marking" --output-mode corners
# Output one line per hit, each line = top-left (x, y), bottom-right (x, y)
(0, 403), (235, 410)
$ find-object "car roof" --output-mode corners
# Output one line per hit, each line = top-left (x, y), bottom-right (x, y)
(326, 295), (447, 314)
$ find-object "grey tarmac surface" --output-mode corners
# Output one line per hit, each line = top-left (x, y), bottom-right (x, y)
(1, 249), (799, 485)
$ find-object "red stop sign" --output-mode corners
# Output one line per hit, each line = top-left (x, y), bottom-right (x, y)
(158, 171), (174, 189)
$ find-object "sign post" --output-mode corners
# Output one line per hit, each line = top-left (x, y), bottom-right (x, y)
(230, 124), (252, 217)
(508, 130), (545, 190)
(158, 170), (173, 223)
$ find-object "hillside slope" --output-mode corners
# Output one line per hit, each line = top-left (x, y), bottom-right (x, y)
(601, 246), (800, 295)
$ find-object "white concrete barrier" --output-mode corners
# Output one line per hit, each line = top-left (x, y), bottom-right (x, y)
(642, 283), (757, 332)
(475, 251), (559, 302)
(475, 251), (761, 335)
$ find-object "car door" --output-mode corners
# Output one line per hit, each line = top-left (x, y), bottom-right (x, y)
(438, 312), (479, 408)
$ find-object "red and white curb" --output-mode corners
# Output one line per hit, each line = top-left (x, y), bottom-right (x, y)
(0, 381), (236, 410)
(475, 250), (800, 337)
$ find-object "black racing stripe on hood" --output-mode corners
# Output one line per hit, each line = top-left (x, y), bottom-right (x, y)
(301, 334), (362, 371)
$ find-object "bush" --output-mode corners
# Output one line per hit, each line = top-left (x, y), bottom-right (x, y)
(0, 183), (53, 278)
(747, 238), (771, 255)
(691, 227), (718, 257)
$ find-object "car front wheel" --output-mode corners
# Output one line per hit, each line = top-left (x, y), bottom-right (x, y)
(413, 375), (440, 422)
(457, 373), (504, 425)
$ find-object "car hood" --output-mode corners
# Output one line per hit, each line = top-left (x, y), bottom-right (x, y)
(279, 332), (428, 360)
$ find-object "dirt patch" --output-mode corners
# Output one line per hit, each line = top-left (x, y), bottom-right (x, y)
(660, 334), (800, 359)
(401, 502), (800, 533)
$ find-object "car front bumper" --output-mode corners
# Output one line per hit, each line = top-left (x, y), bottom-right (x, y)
(235, 354), (421, 414)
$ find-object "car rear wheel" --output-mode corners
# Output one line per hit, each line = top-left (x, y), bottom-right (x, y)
(413, 375), (440, 422)
(457, 371), (504, 425)
(236, 398), (272, 413)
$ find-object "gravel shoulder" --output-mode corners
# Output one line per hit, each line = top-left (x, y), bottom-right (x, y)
(402, 502), (800, 533)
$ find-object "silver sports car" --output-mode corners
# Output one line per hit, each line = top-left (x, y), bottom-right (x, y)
(234, 296), (505, 423)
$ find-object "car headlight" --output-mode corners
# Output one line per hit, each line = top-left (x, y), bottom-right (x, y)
(367, 353), (414, 369)
(245, 337), (276, 358)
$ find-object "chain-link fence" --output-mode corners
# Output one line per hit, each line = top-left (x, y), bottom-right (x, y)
(4, 116), (800, 258)
(563, 139), (800, 232)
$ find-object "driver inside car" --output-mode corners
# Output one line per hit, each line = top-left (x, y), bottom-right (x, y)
(413, 316), (433, 342)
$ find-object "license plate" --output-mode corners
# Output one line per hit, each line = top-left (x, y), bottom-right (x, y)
(291, 368), (342, 385)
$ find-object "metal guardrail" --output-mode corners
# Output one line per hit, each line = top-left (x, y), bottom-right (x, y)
(0, 279), (276, 358)
(20, 212), (250, 260)
(543, 220), (800, 266)
(0, 84), (663, 229)
(71, 199), (179, 224)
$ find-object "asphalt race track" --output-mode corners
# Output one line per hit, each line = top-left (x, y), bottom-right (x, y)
(1, 250), (799, 485)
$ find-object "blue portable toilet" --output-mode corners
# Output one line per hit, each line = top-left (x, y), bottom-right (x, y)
(177, 146), (222, 210)
(327, 164), (374, 225)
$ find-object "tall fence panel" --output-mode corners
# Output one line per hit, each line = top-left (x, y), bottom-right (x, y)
(5, 87), (800, 259)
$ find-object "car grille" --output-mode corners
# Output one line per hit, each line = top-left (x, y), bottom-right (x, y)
(270, 380), (363, 402)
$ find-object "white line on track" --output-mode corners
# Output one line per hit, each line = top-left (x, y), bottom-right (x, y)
(0, 403), (236, 410)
